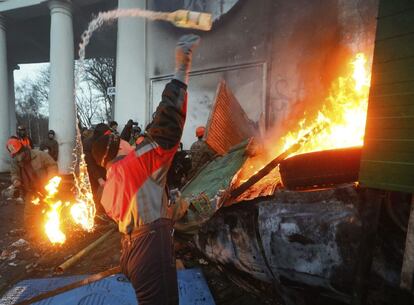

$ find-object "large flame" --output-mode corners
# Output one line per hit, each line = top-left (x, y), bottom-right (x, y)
(282, 53), (371, 155)
(232, 52), (371, 192)
(42, 176), (66, 244)
(34, 157), (96, 244)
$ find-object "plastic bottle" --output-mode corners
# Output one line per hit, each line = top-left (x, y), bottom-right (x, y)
(167, 10), (212, 31)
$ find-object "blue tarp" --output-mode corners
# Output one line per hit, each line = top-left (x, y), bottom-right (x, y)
(0, 268), (215, 305)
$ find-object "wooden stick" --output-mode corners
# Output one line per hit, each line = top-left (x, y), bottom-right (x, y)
(55, 228), (115, 273)
(230, 123), (326, 200)
(14, 266), (121, 305)
(400, 194), (414, 291)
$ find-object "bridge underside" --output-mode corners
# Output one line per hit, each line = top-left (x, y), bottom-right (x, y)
(5, 0), (117, 64)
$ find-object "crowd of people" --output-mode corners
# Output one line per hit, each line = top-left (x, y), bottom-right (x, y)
(3, 34), (216, 305)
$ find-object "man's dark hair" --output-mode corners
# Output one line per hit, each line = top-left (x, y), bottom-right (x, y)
(109, 121), (118, 128)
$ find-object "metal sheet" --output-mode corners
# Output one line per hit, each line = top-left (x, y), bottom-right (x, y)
(0, 269), (215, 305)
(205, 81), (255, 155)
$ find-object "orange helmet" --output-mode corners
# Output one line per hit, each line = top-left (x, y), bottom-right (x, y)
(196, 126), (205, 138)
(6, 137), (23, 156)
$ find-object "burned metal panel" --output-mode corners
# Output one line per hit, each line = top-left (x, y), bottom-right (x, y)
(194, 185), (364, 293)
(258, 188), (362, 291)
(205, 81), (255, 155)
(360, 0), (414, 193)
(194, 202), (272, 283)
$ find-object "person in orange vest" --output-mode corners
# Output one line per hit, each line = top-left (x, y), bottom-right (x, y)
(6, 136), (58, 239)
(16, 125), (34, 149)
(91, 34), (199, 305)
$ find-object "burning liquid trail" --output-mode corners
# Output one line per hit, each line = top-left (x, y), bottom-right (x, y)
(78, 8), (212, 61)
(68, 8), (212, 237)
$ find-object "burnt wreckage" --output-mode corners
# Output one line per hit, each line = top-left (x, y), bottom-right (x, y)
(174, 41), (413, 305)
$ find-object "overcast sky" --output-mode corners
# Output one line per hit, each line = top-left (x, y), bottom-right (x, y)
(14, 63), (48, 84)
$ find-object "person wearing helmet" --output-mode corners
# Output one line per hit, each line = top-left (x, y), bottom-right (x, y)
(91, 34), (199, 305)
(188, 125), (215, 178)
(40, 130), (59, 161)
(16, 125), (34, 149)
(6, 136), (58, 238)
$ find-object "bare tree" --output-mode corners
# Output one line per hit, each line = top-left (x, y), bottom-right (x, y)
(15, 80), (49, 145)
(81, 57), (115, 122)
(75, 83), (106, 128)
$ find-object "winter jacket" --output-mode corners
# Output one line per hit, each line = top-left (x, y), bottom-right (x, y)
(189, 139), (215, 177)
(19, 136), (33, 149)
(83, 136), (106, 194)
(40, 138), (59, 161)
(101, 80), (187, 234)
(10, 149), (58, 193)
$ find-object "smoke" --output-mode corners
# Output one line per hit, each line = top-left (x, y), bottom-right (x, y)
(259, 0), (377, 155)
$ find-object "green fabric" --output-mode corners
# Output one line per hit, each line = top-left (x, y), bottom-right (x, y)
(175, 141), (248, 235)
(182, 141), (248, 199)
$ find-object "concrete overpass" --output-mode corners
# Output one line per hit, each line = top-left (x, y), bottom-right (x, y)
(0, 0), (379, 176)
(0, 0), (147, 173)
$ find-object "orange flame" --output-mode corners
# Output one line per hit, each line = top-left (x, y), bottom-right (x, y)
(42, 176), (66, 244)
(282, 52), (371, 155)
(39, 163), (96, 244)
(233, 52), (371, 192)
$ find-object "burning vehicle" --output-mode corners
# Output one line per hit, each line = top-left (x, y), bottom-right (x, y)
(173, 21), (414, 303)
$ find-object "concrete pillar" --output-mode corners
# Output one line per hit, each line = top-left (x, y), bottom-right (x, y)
(48, 0), (75, 174)
(8, 65), (16, 136)
(115, 0), (147, 127)
(0, 16), (10, 172)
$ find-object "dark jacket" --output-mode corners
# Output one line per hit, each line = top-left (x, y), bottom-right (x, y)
(40, 138), (59, 161)
(83, 136), (106, 195)
(101, 80), (187, 234)
(189, 139), (215, 177)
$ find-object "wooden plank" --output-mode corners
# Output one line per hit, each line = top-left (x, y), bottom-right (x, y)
(363, 139), (414, 155)
(378, 0), (414, 17)
(362, 148), (414, 164)
(400, 195), (414, 290)
(376, 10), (414, 40)
(365, 127), (414, 140)
(373, 56), (414, 77)
(370, 80), (414, 96)
(365, 116), (414, 128)
(372, 64), (414, 86)
(373, 36), (414, 64)
(359, 161), (414, 192)
(367, 93), (414, 120)
(367, 102), (414, 118)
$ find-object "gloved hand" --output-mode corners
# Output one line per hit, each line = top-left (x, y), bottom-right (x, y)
(174, 34), (201, 85)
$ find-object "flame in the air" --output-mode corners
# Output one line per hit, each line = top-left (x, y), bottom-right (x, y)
(45, 201), (66, 244)
(282, 52), (371, 154)
(41, 176), (66, 244)
(35, 159), (96, 244)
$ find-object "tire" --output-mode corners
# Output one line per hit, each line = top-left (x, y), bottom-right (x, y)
(279, 147), (362, 190)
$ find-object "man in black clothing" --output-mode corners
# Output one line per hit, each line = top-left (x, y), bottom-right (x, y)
(83, 123), (111, 209)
